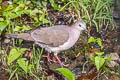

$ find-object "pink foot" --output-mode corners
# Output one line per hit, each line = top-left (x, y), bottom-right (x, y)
(43, 52), (56, 62)
(43, 53), (68, 67)
(54, 55), (68, 67)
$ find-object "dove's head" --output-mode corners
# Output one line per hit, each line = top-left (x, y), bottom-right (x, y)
(72, 20), (87, 31)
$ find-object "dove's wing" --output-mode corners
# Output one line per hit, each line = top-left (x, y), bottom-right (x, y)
(31, 26), (69, 47)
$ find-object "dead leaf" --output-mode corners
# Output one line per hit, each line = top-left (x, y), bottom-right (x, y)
(107, 61), (119, 67)
(110, 53), (119, 60)
(77, 73), (98, 80)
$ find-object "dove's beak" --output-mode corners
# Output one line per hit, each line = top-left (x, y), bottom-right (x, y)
(83, 27), (88, 34)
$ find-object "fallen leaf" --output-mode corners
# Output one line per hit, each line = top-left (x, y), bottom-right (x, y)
(77, 73), (98, 80)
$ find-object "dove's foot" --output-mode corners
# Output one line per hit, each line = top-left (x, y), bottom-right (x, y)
(43, 52), (56, 62)
(43, 53), (68, 67)
(54, 55), (68, 67)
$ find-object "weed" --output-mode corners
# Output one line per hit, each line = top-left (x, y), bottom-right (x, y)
(88, 37), (111, 71)
(56, 68), (75, 80)
(88, 36), (103, 49)
(0, 0), (115, 79)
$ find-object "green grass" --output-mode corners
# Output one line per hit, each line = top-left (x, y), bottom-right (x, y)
(0, 0), (114, 79)
(0, 0), (114, 35)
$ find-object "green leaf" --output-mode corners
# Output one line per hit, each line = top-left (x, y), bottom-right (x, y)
(23, 10), (31, 15)
(14, 26), (22, 32)
(49, 0), (59, 10)
(22, 25), (32, 31)
(7, 47), (28, 64)
(33, 17), (39, 23)
(96, 38), (103, 49)
(30, 8), (39, 16)
(0, 18), (4, 21)
(28, 64), (34, 70)
(0, 0), (2, 4)
(96, 52), (104, 56)
(88, 36), (96, 43)
(17, 58), (28, 73)
(117, 66), (120, 75)
(90, 54), (95, 62)
(0, 20), (9, 35)
(105, 56), (111, 62)
(56, 68), (75, 80)
(95, 56), (105, 71)
(14, 25), (32, 33)
(3, 12), (18, 19)
(9, 12), (19, 19)
(0, 21), (8, 30)
(103, 66), (110, 72)
(42, 1), (47, 7)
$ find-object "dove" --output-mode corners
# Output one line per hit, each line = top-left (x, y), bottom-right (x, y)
(6, 20), (87, 67)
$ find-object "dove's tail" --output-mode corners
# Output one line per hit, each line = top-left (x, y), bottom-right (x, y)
(6, 33), (34, 41)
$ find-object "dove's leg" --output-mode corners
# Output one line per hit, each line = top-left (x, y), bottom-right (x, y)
(54, 55), (68, 67)
(35, 43), (54, 62)
(43, 52), (55, 62)
(43, 53), (68, 67)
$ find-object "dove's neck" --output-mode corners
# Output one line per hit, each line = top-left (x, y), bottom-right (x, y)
(72, 28), (80, 37)
(69, 27), (81, 44)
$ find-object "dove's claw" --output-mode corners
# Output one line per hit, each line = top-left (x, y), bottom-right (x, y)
(43, 52), (56, 63)
(54, 55), (69, 67)
(43, 53), (68, 67)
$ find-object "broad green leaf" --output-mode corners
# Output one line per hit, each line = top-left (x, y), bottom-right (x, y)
(105, 56), (111, 62)
(3, 12), (18, 19)
(8, 12), (19, 19)
(22, 25), (32, 31)
(30, 8), (39, 16)
(28, 64), (34, 70)
(4, 5), (14, 11)
(23, 10), (31, 15)
(56, 68), (75, 80)
(25, 1), (31, 5)
(0, 18), (4, 21)
(0, 0), (2, 4)
(117, 66), (120, 75)
(14, 25), (32, 33)
(8, 48), (28, 64)
(96, 52), (104, 56)
(90, 54), (95, 62)
(15, 10), (24, 17)
(33, 17), (39, 23)
(96, 38), (103, 49)
(103, 66), (110, 72)
(14, 26), (22, 32)
(88, 36), (96, 43)
(0, 21), (8, 30)
(95, 56), (105, 71)
(17, 58), (28, 73)
(18, 3), (25, 8)
(42, 1), (47, 7)
(0, 21), (9, 35)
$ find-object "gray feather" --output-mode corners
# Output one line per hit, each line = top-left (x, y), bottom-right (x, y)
(6, 33), (34, 41)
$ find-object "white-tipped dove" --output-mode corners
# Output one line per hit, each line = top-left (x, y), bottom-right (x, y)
(6, 20), (87, 67)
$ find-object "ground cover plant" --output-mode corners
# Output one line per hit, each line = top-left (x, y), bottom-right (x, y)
(1, 0), (120, 80)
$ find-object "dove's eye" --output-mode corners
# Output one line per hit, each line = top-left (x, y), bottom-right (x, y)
(79, 24), (82, 27)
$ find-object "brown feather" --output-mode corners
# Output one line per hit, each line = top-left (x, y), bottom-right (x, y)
(6, 33), (34, 41)
(31, 27), (69, 47)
